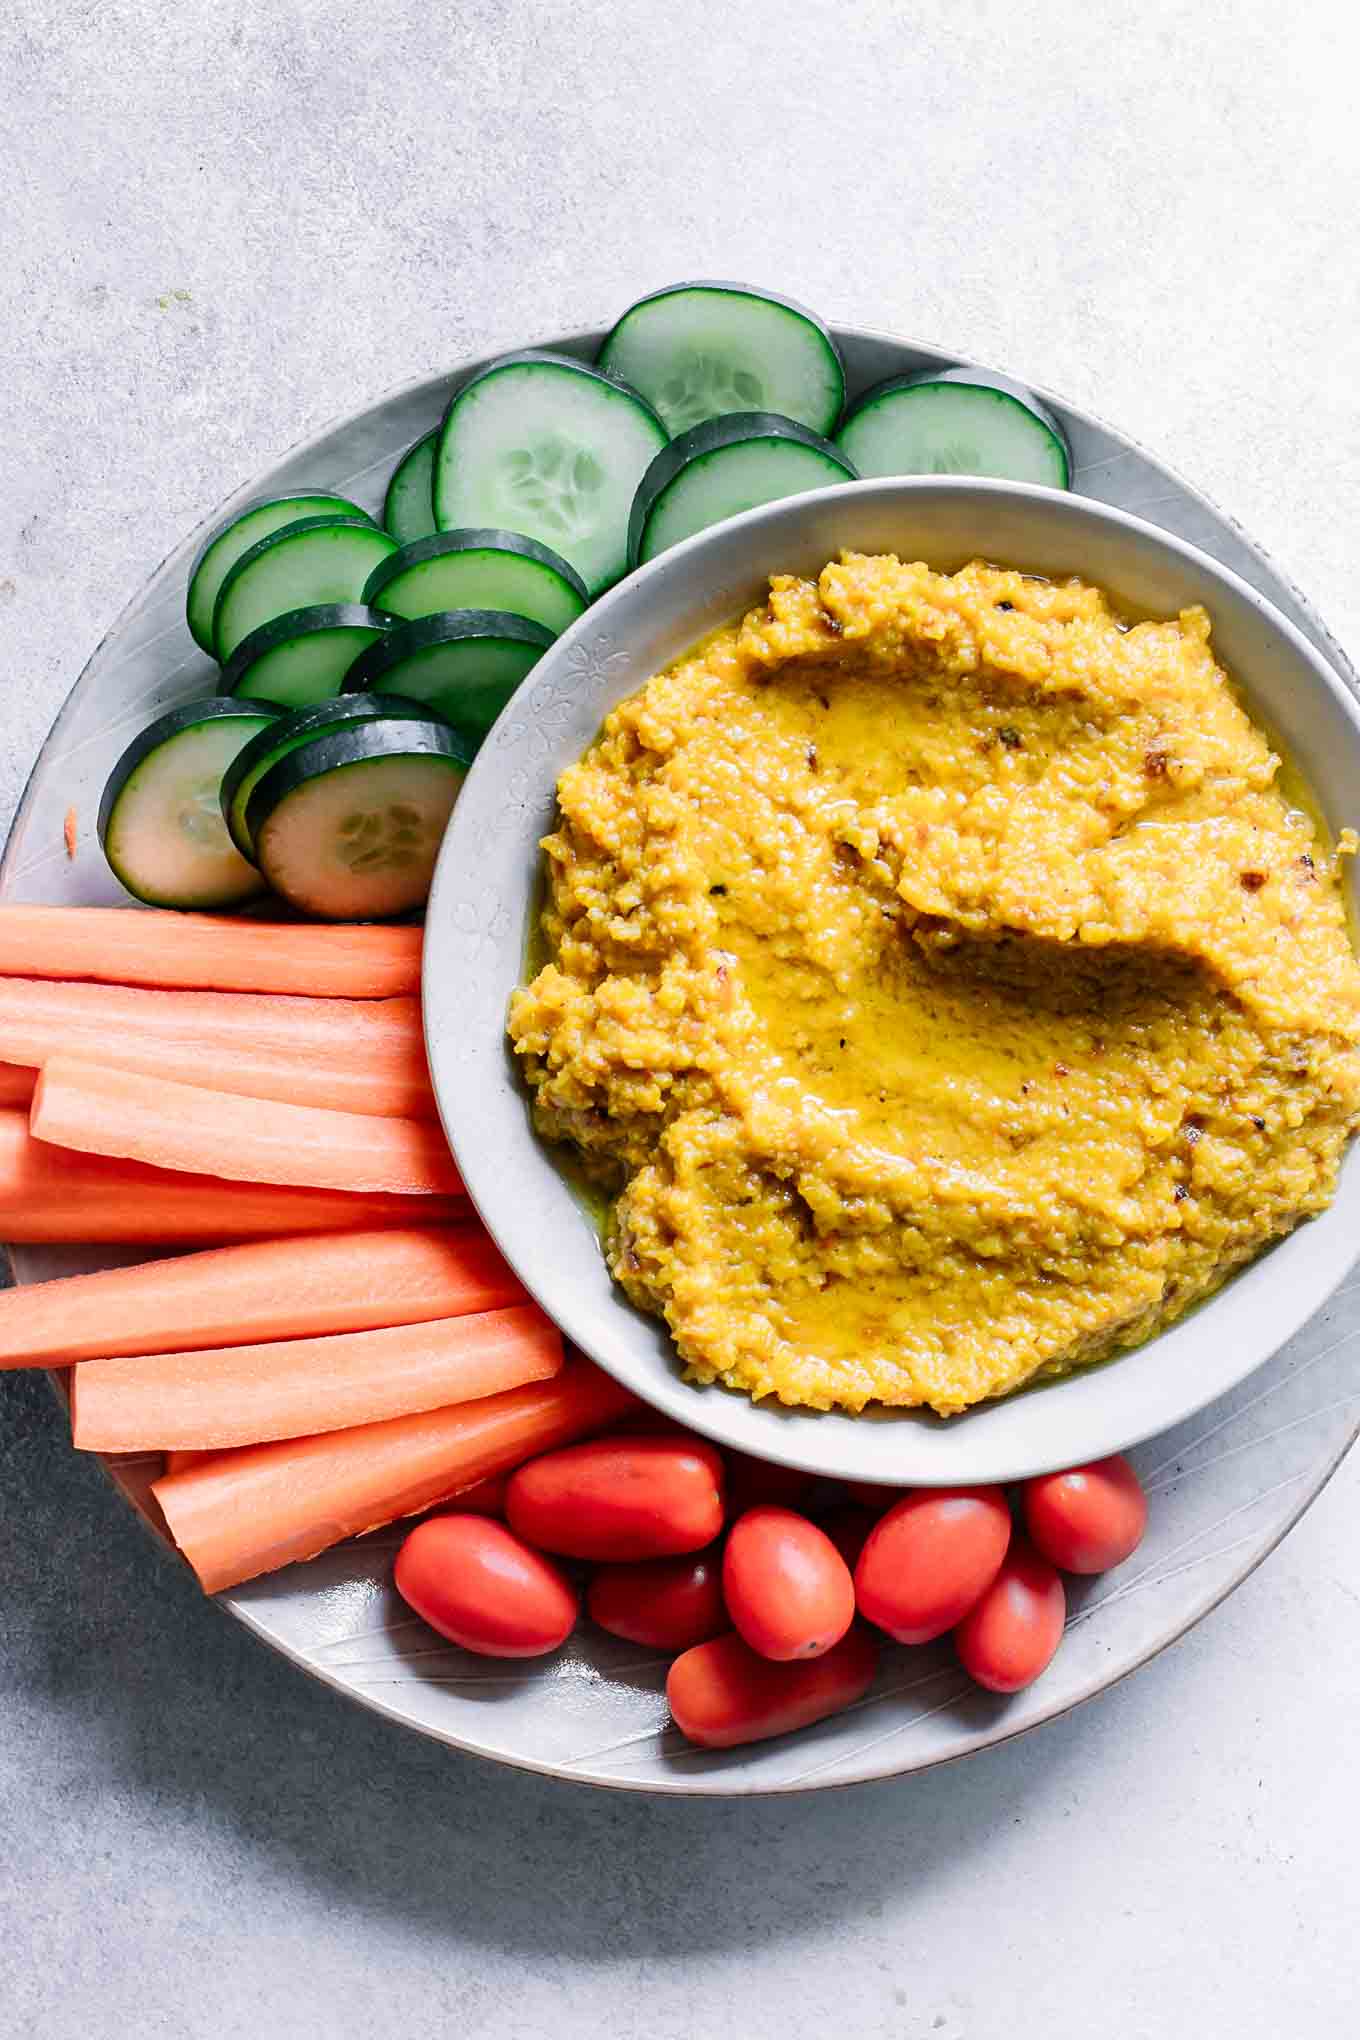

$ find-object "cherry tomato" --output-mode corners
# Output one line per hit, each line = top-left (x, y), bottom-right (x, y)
(436, 1471), (509, 1516)
(724, 1449), (816, 1516)
(506, 1433), (725, 1561)
(587, 1549), (727, 1651)
(954, 1542), (1065, 1693)
(855, 1487), (1011, 1644)
(817, 1504), (879, 1572)
(722, 1506), (855, 1660)
(1023, 1455), (1148, 1574)
(394, 1515), (577, 1658)
(667, 1626), (879, 1749)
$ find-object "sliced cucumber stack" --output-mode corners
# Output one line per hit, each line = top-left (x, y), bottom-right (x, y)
(247, 721), (470, 921)
(383, 431), (438, 546)
(99, 698), (284, 909)
(598, 281), (845, 437)
(629, 412), (857, 567)
(217, 603), (391, 708)
(220, 691), (445, 861)
(344, 610), (553, 742)
(434, 352), (667, 597)
(363, 529), (587, 637)
(185, 492), (375, 655)
(212, 517), (400, 664)
(836, 368), (1071, 488)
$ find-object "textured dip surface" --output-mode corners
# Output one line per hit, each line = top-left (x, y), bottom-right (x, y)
(509, 555), (1360, 1414)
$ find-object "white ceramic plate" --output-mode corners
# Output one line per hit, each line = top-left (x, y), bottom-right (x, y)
(425, 476), (1360, 1487)
(6, 323), (1359, 1793)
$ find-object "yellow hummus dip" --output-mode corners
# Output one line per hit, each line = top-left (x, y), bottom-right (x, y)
(509, 554), (1360, 1414)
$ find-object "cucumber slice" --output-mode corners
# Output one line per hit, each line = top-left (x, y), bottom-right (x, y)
(363, 529), (587, 637)
(185, 493), (373, 654)
(344, 610), (554, 742)
(434, 351), (667, 597)
(217, 603), (391, 708)
(836, 369), (1071, 487)
(598, 280), (845, 437)
(99, 698), (284, 909)
(213, 517), (400, 664)
(220, 691), (447, 861)
(383, 432), (438, 546)
(248, 722), (470, 921)
(629, 412), (857, 567)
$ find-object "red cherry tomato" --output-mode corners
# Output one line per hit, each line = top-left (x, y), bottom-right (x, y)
(506, 1433), (724, 1561)
(436, 1471), (509, 1517)
(855, 1487), (1011, 1644)
(954, 1542), (1066, 1693)
(587, 1549), (727, 1651)
(394, 1515), (577, 1659)
(1022, 1455), (1148, 1574)
(667, 1626), (878, 1749)
(817, 1504), (879, 1573)
(723, 1506), (856, 1661)
(724, 1450), (816, 1516)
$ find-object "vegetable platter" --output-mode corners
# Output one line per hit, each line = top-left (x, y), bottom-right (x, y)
(3, 299), (1359, 1793)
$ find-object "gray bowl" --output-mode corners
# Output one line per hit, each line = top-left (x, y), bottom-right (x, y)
(425, 475), (1360, 1487)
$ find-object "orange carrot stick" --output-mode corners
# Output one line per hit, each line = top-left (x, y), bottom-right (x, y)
(0, 977), (433, 1117)
(0, 1110), (465, 1242)
(31, 1058), (463, 1196)
(168, 1459), (511, 1517)
(72, 1304), (563, 1452)
(152, 1362), (639, 1592)
(0, 906), (421, 997)
(0, 1063), (34, 1109)
(0, 1225), (522, 1368)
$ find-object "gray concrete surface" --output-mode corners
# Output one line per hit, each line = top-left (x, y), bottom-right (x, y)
(3, 1), (1359, 2033)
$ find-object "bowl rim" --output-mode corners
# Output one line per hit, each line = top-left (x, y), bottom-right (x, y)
(425, 472), (1360, 1487)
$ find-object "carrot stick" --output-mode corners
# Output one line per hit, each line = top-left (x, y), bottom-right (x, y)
(32, 1058), (463, 1196)
(0, 977), (433, 1118)
(0, 906), (421, 997)
(152, 1361), (639, 1592)
(0, 1063), (34, 1109)
(172, 1460), (511, 1518)
(0, 1110), (465, 1242)
(0, 1225), (522, 1368)
(72, 1304), (563, 1452)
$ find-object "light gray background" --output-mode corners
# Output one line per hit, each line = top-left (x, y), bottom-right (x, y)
(2, 1), (1358, 2033)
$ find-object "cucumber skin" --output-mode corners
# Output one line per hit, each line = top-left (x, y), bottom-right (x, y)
(219, 692), (450, 861)
(344, 608), (554, 694)
(383, 433), (438, 545)
(217, 604), (392, 698)
(362, 528), (590, 614)
(211, 517), (399, 663)
(98, 698), (286, 849)
(185, 492), (374, 653)
(628, 411), (857, 568)
(244, 719), (471, 853)
(598, 280), (846, 436)
(837, 372), (1072, 488)
(100, 698), (285, 910)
